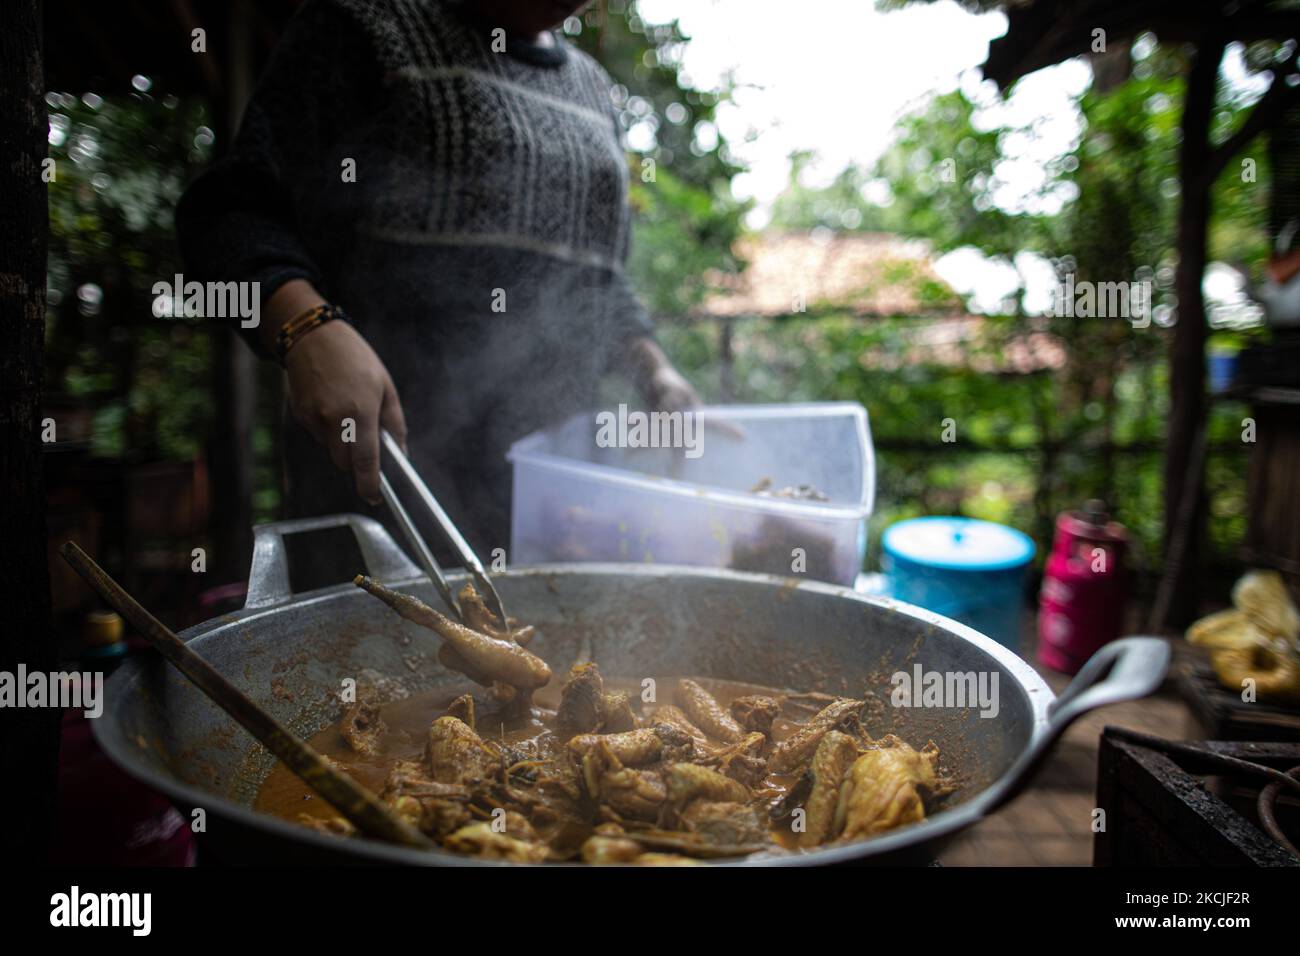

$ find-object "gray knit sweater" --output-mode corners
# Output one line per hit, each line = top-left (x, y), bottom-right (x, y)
(177, 0), (652, 553)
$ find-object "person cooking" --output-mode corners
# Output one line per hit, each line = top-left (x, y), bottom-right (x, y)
(176, 0), (699, 558)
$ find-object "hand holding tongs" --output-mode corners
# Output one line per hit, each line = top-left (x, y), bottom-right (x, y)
(377, 429), (509, 630)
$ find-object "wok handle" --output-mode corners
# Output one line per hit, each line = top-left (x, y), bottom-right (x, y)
(244, 513), (421, 609)
(979, 636), (1170, 814)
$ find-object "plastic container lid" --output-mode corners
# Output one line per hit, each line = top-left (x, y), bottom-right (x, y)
(882, 516), (1035, 572)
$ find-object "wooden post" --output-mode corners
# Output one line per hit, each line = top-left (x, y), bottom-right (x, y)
(718, 316), (735, 401)
(1162, 35), (1224, 628)
(0, 0), (60, 861)
(206, 0), (258, 586)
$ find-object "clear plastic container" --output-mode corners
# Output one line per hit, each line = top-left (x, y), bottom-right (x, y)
(508, 403), (875, 585)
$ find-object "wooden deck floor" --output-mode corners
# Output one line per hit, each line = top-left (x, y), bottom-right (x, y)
(938, 633), (1191, 867)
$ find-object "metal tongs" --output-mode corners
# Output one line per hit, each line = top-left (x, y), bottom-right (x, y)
(377, 429), (509, 629)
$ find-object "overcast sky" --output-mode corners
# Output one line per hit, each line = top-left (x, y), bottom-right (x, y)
(636, 0), (1093, 225)
(635, 0), (1270, 312)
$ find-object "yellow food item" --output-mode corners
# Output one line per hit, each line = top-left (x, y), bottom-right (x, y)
(836, 738), (938, 839)
(1187, 570), (1300, 704)
(1234, 571), (1300, 642)
(1209, 645), (1300, 705)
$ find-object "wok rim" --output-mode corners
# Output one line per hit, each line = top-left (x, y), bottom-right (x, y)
(91, 562), (1055, 867)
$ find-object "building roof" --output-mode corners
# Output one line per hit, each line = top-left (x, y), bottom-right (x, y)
(699, 231), (966, 319)
(696, 230), (1065, 373)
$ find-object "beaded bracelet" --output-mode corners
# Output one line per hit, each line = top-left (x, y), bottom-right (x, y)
(274, 303), (346, 366)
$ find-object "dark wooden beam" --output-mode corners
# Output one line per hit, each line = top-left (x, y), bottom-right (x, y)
(1160, 31), (1225, 629)
(0, 0), (60, 863)
(983, 0), (1295, 91)
(205, 0), (258, 587)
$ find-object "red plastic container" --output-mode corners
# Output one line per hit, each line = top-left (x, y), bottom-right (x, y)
(1037, 501), (1128, 674)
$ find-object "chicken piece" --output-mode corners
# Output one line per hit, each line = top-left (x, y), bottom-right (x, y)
(436, 586), (541, 688)
(730, 694), (780, 738)
(597, 766), (670, 822)
(680, 800), (770, 847)
(354, 576), (551, 690)
(580, 834), (645, 864)
(797, 730), (859, 847)
(381, 758), (476, 837)
(649, 706), (709, 751)
(836, 739), (938, 839)
(456, 583), (537, 645)
(382, 758), (472, 800)
(556, 662), (635, 733)
(579, 741), (669, 822)
(387, 792), (471, 838)
(598, 691), (637, 733)
(440, 693), (476, 730)
(437, 643), (492, 687)
(676, 679), (744, 743)
(443, 822), (550, 863)
(339, 699), (386, 757)
(768, 698), (863, 773)
(557, 662), (608, 732)
(426, 716), (503, 786)
(702, 731), (768, 788)
(567, 725), (695, 767)
(664, 762), (750, 806)
(496, 809), (540, 843)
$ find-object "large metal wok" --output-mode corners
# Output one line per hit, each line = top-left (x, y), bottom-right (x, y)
(93, 514), (1168, 865)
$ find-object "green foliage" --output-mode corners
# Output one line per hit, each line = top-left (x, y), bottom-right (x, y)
(664, 37), (1273, 576)
(768, 152), (893, 233)
(874, 89), (1050, 263)
(571, 1), (750, 315)
(45, 89), (215, 460)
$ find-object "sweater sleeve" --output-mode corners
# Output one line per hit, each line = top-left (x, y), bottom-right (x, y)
(174, 0), (376, 350)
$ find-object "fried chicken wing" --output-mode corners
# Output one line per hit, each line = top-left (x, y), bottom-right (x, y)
(798, 730), (859, 847)
(354, 576), (551, 690)
(676, 678), (744, 742)
(701, 731), (768, 788)
(339, 699), (386, 757)
(556, 662), (635, 733)
(680, 800), (769, 846)
(443, 822), (550, 862)
(596, 766), (670, 822)
(568, 725), (695, 767)
(664, 762), (750, 805)
(426, 716), (503, 786)
(768, 697), (863, 773)
(730, 695), (781, 738)
(649, 705), (710, 750)
(836, 739), (938, 839)
(575, 738), (671, 822)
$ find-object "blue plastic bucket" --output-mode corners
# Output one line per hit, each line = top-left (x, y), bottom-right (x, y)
(882, 516), (1036, 650)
